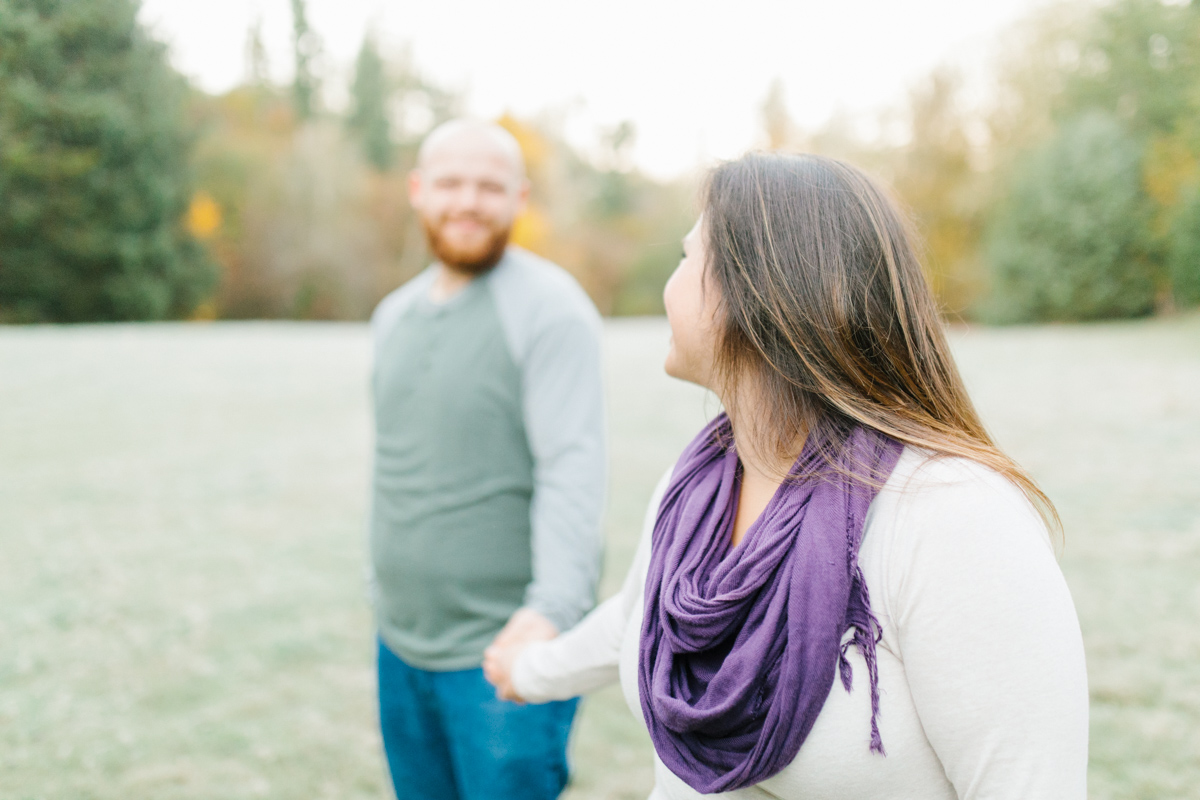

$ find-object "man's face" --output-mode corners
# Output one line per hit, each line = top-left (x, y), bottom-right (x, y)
(409, 135), (528, 275)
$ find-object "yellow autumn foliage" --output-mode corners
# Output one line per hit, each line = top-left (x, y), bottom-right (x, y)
(496, 113), (550, 175)
(511, 205), (550, 253)
(186, 191), (222, 239)
(1144, 133), (1199, 236)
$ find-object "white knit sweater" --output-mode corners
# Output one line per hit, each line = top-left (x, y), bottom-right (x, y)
(512, 447), (1089, 799)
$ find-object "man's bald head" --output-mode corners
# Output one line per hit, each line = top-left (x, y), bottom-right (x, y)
(409, 118), (530, 276)
(416, 119), (526, 181)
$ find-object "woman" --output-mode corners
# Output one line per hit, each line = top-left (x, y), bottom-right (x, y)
(484, 153), (1088, 799)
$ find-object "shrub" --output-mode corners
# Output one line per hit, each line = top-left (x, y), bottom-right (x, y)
(1167, 188), (1200, 308)
(981, 113), (1156, 322)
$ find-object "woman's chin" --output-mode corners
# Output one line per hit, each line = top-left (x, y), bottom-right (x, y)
(663, 354), (697, 385)
(663, 352), (682, 380)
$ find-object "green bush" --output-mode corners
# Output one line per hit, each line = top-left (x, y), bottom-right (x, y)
(0, 0), (215, 322)
(981, 113), (1156, 322)
(1168, 188), (1200, 308)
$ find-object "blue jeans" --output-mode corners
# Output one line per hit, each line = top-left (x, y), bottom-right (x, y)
(377, 638), (579, 800)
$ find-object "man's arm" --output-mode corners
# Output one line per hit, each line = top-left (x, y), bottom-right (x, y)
(515, 310), (607, 634)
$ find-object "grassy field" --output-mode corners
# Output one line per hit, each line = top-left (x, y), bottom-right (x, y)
(1, 316), (1198, 799)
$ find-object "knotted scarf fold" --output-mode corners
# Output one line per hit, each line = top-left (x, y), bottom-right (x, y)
(638, 414), (904, 793)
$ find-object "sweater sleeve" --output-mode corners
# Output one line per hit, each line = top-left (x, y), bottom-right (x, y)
(518, 310), (607, 633)
(510, 594), (625, 703)
(512, 468), (668, 703)
(887, 461), (1089, 800)
(487, 252), (607, 634)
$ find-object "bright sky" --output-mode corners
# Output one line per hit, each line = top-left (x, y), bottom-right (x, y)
(139, 0), (1052, 178)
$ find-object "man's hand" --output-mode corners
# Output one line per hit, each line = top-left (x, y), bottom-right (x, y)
(483, 608), (558, 702)
(492, 607), (559, 649)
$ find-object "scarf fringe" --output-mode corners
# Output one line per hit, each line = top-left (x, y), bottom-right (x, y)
(838, 563), (887, 756)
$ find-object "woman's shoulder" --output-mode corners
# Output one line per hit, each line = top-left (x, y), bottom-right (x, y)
(863, 447), (1068, 636)
(870, 446), (1053, 554)
(637, 466), (676, 545)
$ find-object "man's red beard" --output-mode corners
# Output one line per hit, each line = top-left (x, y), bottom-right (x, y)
(420, 214), (512, 276)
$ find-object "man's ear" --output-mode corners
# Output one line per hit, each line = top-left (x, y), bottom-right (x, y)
(408, 169), (423, 208)
(514, 177), (531, 213)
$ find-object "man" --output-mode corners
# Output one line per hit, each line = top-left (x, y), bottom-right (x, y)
(369, 119), (606, 800)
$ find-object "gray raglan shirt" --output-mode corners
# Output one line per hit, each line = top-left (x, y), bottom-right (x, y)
(369, 246), (606, 671)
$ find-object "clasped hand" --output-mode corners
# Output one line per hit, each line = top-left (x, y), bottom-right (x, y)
(483, 607), (558, 703)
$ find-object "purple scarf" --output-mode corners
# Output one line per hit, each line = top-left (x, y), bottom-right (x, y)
(638, 414), (904, 793)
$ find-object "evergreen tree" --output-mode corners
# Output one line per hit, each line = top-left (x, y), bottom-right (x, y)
(347, 34), (392, 171)
(593, 121), (636, 216)
(290, 0), (319, 121)
(0, 0), (215, 322)
(245, 16), (270, 87)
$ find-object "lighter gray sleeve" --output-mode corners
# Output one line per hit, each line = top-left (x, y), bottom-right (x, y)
(490, 256), (607, 632)
(519, 311), (607, 631)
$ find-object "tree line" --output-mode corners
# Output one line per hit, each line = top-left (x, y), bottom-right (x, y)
(2, 0), (1199, 323)
(776, 0), (1200, 321)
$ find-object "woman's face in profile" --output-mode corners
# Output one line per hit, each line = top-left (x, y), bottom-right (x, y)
(663, 217), (721, 389)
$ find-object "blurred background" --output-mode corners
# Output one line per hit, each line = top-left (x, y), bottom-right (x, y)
(5, 0), (1200, 322)
(1, 0), (1198, 798)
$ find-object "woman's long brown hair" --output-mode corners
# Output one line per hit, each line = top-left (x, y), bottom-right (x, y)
(703, 152), (1060, 533)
